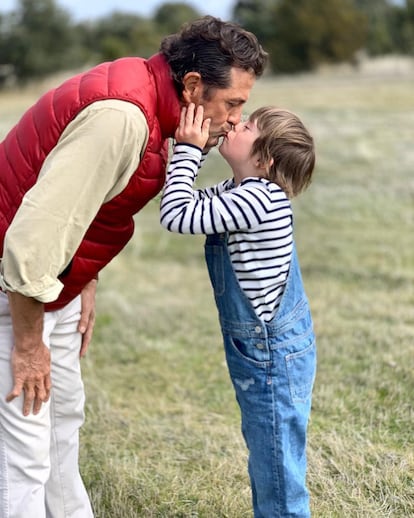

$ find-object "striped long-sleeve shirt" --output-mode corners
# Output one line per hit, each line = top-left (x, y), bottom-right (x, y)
(160, 143), (293, 322)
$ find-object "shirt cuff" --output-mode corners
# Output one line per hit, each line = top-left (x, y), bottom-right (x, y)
(0, 262), (64, 303)
(174, 142), (203, 156)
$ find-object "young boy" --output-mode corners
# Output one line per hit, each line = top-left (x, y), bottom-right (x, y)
(160, 103), (317, 517)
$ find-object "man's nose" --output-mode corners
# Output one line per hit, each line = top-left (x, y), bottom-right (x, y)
(228, 107), (243, 126)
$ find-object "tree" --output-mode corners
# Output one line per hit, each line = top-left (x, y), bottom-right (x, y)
(386, 0), (414, 53)
(1, 0), (83, 80)
(234, 0), (281, 42)
(402, 0), (414, 52)
(353, 0), (397, 54)
(154, 2), (201, 34)
(80, 12), (161, 62)
(234, 0), (367, 73)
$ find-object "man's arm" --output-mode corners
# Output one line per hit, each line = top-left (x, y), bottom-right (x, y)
(6, 278), (98, 415)
(6, 291), (50, 416)
(2, 100), (148, 303)
(2, 100), (149, 415)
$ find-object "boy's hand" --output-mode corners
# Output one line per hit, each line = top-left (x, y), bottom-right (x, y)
(175, 103), (211, 149)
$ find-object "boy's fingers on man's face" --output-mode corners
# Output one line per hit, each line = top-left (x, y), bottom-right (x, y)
(185, 102), (195, 120)
(179, 106), (186, 126)
(195, 104), (204, 120)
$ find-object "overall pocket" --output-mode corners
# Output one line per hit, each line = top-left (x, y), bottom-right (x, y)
(285, 339), (316, 404)
(226, 334), (271, 367)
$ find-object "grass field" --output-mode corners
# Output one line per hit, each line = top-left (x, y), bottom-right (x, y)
(1, 65), (413, 517)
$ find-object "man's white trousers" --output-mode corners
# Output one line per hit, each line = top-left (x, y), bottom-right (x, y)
(0, 292), (93, 518)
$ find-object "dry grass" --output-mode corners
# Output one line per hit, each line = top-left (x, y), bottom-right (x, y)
(1, 62), (413, 516)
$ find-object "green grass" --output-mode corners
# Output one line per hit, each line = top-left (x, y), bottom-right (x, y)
(1, 68), (413, 516)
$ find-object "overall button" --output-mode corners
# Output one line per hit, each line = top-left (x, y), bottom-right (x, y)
(255, 326), (261, 333)
(256, 343), (264, 350)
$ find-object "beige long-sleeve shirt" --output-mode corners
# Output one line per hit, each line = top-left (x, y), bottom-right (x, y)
(0, 99), (149, 302)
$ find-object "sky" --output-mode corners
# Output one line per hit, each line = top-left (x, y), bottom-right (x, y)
(0, 0), (236, 21)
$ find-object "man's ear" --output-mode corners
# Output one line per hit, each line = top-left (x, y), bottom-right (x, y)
(182, 72), (202, 104)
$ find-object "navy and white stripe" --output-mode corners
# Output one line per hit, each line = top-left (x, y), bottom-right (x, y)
(160, 143), (293, 321)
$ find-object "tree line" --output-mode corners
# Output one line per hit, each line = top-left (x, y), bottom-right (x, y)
(0, 0), (413, 84)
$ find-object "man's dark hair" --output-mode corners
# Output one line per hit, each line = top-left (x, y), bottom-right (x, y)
(160, 16), (268, 97)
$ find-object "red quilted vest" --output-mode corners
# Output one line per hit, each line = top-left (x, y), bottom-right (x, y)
(0, 53), (181, 310)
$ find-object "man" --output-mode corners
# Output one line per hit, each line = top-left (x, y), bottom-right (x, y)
(0, 15), (267, 518)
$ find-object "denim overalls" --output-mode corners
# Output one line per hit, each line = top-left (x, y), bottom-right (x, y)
(205, 232), (316, 518)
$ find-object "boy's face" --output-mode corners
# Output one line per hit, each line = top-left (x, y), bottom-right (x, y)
(219, 118), (261, 168)
(182, 67), (255, 147)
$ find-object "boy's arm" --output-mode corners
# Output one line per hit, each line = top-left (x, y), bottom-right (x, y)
(160, 103), (265, 235)
(160, 143), (266, 235)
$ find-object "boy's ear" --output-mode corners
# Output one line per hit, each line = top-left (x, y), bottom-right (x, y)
(256, 157), (274, 170)
(182, 72), (203, 104)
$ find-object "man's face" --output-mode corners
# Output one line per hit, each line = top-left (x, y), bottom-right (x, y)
(182, 67), (256, 147)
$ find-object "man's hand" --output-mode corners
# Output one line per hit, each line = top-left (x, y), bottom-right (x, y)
(6, 342), (51, 416)
(6, 291), (50, 416)
(78, 278), (97, 357)
(175, 103), (211, 149)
